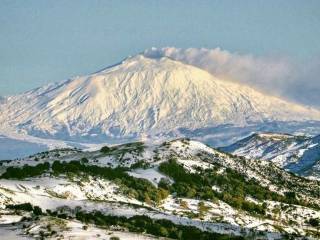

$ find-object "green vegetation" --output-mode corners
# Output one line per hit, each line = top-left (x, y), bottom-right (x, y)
(51, 160), (168, 204)
(6, 203), (33, 211)
(130, 160), (150, 169)
(158, 159), (305, 215)
(1, 146), (316, 215)
(80, 157), (89, 164)
(308, 218), (320, 227)
(100, 142), (145, 160)
(5, 203), (245, 240)
(0, 159), (167, 205)
(198, 201), (211, 218)
(75, 210), (244, 240)
(110, 237), (120, 240)
(0, 162), (50, 179)
(100, 146), (111, 153)
(6, 203), (42, 215)
(180, 200), (189, 209)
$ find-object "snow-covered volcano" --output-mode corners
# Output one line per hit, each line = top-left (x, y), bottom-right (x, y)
(1, 54), (320, 152)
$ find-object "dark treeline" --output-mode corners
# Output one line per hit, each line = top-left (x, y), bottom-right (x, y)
(5, 202), (245, 240)
(75, 211), (244, 240)
(6, 203), (42, 215)
(0, 162), (50, 179)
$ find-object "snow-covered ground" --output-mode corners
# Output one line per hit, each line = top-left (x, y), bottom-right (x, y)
(0, 138), (319, 239)
(0, 215), (159, 240)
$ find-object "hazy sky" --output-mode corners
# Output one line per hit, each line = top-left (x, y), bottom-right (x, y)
(1, 0), (320, 99)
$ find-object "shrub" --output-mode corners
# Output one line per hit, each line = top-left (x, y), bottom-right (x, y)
(180, 200), (189, 209)
(100, 146), (111, 153)
(110, 237), (120, 240)
(80, 157), (89, 163)
(308, 218), (320, 227)
(198, 201), (211, 216)
(33, 206), (43, 215)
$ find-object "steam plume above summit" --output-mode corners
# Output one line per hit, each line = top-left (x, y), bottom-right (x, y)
(144, 47), (320, 108)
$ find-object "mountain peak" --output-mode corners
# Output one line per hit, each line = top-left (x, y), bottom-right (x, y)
(1, 54), (320, 145)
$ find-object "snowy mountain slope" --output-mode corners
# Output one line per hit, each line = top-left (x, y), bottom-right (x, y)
(221, 132), (320, 178)
(303, 159), (320, 180)
(1, 54), (320, 153)
(0, 138), (319, 239)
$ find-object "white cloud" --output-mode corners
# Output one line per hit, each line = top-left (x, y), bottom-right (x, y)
(143, 47), (320, 108)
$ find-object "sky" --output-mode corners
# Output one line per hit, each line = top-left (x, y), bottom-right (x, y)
(1, 0), (320, 107)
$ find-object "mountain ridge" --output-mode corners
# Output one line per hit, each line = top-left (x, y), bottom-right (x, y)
(221, 132), (320, 179)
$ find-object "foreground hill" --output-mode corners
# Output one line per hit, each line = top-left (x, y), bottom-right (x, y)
(1, 54), (320, 159)
(0, 139), (319, 239)
(221, 132), (320, 179)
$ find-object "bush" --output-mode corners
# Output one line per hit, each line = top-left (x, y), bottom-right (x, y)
(158, 178), (171, 190)
(33, 206), (43, 215)
(100, 146), (111, 153)
(130, 160), (150, 169)
(80, 157), (89, 163)
(180, 200), (189, 209)
(198, 202), (211, 217)
(284, 191), (298, 204)
(110, 237), (120, 240)
(308, 218), (320, 227)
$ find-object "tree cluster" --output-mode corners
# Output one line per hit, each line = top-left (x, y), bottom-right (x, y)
(51, 160), (168, 204)
(0, 162), (50, 179)
(75, 210), (244, 240)
(158, 159), (290, 215)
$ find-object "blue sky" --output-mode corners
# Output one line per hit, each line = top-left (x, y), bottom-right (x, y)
(1, 0), (320, 96)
